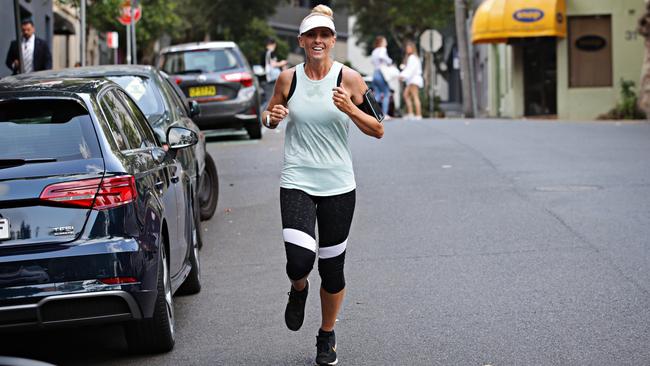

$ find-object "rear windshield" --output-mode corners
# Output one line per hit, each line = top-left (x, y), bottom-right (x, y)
(107, 75), (164, 120)
(0, 99), (100, 161)
(162, 49), (241, 74)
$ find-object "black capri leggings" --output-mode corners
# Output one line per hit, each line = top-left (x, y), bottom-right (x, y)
(280, 188), (355, 294)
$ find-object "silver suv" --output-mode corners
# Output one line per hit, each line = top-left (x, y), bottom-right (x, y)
(158, 42), (263, 139)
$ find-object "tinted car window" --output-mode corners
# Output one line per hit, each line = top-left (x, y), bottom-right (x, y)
(0, 99), (100, 161)
(100, 90), (144, 150)
(162, 76), (190, 117)
(162, 49), (240, 74)
(100, 93), (128, 151)
(107, 75), (165, 120)
(115, 90), (159, 147)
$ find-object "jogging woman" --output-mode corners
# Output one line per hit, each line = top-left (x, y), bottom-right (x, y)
(262, 5), (383, 365)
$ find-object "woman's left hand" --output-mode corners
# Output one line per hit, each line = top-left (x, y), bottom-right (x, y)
(332, 86), (355, 115)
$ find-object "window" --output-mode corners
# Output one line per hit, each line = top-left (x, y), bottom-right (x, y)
(0, 99), (100, 161)
(162, 49), (240, 74)
(107, 75), (165, 120)
(115, 90), (158, 147)
(569, 15), (613, 88)
(100, 90), (145, 150)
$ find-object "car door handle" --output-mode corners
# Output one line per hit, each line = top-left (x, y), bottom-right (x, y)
(171, 176), (180, 184)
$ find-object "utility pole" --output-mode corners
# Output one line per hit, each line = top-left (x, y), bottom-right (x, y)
(80, 0), (86, 66)
(12, 0), (24, 74)
(130, 0), (137, 64)
(454, 0), (474, 118)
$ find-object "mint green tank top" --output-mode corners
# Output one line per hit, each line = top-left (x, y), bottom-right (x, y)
(281, 61), (356, 196)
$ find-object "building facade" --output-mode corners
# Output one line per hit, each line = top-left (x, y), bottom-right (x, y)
(472, 0), (645, 120)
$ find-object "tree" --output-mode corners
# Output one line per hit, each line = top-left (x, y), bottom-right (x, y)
(344, 0), (453, 61)
(638, 0), (650, 118)
(454, 0), (473, 117)
(57, 0), (183, 63)
(175, 0), (287, 63)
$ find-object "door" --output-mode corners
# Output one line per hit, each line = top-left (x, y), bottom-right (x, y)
(116, 89), (190, 277)
(523, 37), (557, 116)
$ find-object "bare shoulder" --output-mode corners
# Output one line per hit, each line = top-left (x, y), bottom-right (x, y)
(276, 67), (296, 86)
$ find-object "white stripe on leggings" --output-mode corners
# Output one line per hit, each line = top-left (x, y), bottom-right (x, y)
(318, 239), (347, 259)
(283, 228), (317, 253)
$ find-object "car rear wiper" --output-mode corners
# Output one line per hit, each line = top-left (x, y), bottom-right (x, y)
(0, 158), (57, 168)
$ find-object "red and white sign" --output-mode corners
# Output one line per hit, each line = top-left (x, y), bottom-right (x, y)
(117, 0), (142, 26)
(106, 32), (119, 49)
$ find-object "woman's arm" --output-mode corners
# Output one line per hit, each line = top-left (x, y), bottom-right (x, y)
(262, 68), (293, 129)
(332, 67), (384, 139)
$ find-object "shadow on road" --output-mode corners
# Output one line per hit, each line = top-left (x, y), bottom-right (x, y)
(0, 325), (145, 365)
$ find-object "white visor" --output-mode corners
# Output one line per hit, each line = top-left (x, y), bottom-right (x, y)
(299, 14), (336, 35)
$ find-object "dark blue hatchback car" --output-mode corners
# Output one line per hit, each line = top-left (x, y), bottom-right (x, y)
(0, 77), (201, 353)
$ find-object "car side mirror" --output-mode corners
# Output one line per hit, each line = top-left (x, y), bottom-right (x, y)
(167, 126), (198, 150)
(188, 100), (200, 118)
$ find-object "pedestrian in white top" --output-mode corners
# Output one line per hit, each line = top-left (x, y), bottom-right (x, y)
(370, 36), (393, 118)
(399, 41), (423, 119)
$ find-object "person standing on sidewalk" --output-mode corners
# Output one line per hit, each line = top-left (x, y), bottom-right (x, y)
(262, 5), (383, 365)
(5, 18), (52, 75)
(399, 41), (423, 119)
(371, 36), (393, 118)
(260, 37), (287, 106)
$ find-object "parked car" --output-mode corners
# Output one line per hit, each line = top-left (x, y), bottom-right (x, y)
(6, 65), (219, 223)
(158, 41), (263, 139)
(0, 77), (201, 354)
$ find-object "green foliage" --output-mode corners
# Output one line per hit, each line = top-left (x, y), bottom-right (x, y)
(175, 0), (283, 41)
(599, 79), (647, 120)
(62, 0), (183, 62)
(236, 18), (289, 67)
(344, 0), (454, 59)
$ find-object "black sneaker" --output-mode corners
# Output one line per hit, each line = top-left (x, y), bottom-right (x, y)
(284, 280), (309, 331)
(315, 329), (338, 365)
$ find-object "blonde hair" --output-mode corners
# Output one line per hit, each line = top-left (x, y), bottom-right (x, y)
(311, 4), (334, 18)
(299, 4), (336, 35)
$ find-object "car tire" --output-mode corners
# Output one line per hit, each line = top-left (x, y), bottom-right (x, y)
(246, 120), (262, 140)
(199, 153), (219, 221)
(125, 241), (175, 354)
(177, 208), (201, 295)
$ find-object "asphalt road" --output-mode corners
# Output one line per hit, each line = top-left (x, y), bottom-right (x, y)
(2, 119), (650, 365)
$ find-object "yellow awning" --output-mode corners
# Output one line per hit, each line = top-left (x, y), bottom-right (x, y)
(472, 0), (567, 44)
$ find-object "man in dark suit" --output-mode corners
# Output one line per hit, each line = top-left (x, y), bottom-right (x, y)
(5, 18), (52, 74)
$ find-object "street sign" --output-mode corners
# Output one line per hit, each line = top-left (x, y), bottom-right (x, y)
(420, 29), (443, 53)
(117, 0), (142, 26)
(107, 31), (119, 49)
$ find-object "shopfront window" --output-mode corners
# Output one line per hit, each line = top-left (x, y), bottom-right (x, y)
(569, 15), (612, 88)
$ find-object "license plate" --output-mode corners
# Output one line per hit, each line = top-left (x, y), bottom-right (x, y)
(0, 218), (9, 240)
(188, 85), (216, 98)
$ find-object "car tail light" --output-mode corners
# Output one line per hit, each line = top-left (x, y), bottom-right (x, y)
(100, 277), (138, 285)
(222, 72), (254, 87)
(40, 175), (136, 210)
(93, 176), (137, 210)
(174, 77), (182, 85)
(40, 178), (102, 208)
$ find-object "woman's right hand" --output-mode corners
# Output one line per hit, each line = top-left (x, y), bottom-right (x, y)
(269, 104), (290, 127)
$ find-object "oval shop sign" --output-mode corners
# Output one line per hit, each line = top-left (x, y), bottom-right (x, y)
(513, 8), (545, 23)
(575, 35), (607, 51)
